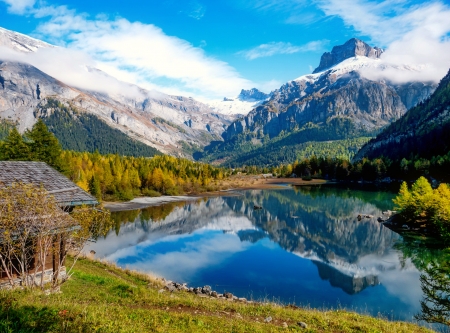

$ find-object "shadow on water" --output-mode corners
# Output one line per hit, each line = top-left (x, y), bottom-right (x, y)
(98, 187), (448, 328)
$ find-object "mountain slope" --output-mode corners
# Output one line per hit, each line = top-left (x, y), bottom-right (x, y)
(355, 69), (450, 161)
(0, 27), (233, 157)
(38, 99), (161, 157)
(199, 38), (436, 166)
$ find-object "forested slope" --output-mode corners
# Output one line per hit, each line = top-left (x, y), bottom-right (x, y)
(38, 99), (161, 157)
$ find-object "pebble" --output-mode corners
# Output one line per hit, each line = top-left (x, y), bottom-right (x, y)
(264, 316), (272, 323)
(282, 322), (288, 328)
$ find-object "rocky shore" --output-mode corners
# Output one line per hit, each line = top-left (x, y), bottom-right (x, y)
(159, 279), (252, 304)
(158, 279), (309, 329)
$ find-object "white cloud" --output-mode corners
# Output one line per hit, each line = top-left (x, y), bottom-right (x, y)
(0, 45), (148, 99)
(2, 4), (253, 100)
(0, 0), (35, 14)
(239, 40), (328, 60)
(317, 0), (450, 83)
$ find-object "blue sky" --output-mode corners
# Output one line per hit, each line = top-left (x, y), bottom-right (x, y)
(1, 0), (450, 100)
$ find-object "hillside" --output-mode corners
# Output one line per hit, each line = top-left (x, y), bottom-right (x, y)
(199, 38), (436, 167)
(356, 69), (450, 162)
(0, 257), (433, 333)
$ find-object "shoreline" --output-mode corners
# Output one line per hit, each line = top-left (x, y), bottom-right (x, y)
(103, 178), (330, 212)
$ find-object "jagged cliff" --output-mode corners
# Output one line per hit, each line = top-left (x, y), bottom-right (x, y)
(355, 68), (450, 161)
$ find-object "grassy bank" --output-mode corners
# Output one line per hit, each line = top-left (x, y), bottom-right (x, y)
(0, 258), (434, 333)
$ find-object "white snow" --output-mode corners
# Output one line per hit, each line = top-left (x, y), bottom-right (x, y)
(293, 56), (424, 83)
(0, 26), (53, 53)
(206, 97), (265, 117)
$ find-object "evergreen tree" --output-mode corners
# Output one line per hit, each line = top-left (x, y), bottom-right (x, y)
(0, 128), (30, 161)
(26, 119), (64, 171)
(88, 175), (102, 202)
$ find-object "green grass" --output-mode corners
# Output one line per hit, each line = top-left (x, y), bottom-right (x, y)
(0, 258), (435, 333)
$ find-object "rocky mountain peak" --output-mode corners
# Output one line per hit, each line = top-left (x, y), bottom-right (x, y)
(237, 88), (270, 102)
(313, 38), (383, 74)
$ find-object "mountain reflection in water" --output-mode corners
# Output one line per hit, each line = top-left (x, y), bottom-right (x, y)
(87, 186), (441, 323)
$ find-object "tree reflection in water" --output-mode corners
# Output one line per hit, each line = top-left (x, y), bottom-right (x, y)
(395, 234), (450, 328)
(110, 201), (187, 234)
(415, 262), (450, 327)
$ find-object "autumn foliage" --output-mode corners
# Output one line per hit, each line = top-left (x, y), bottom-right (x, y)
(62, 151), (229, 201)
(394, 177), (450, 243)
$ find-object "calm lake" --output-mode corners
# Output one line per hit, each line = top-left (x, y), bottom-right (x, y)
(87, 185), (448, 326)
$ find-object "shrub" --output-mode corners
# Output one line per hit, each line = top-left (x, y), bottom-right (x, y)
(141, 189), (162, 197)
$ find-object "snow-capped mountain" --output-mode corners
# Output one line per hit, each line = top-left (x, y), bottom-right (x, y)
(312, 37), (383, 73)
(206, 88), (271, 117)
(0, 26), (234, 156)
(216, 38), (436, 160)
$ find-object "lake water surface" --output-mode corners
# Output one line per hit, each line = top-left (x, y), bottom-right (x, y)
(87, 185), (447, 326)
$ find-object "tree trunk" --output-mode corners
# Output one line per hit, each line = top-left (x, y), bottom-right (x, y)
(0, 254), (15, 287)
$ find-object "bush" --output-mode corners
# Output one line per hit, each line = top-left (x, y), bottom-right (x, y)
(302, 176), (312, 181)
(165, 187), (180, 196)
(117, 188), (134, 201)
(141, 189), (162, 197)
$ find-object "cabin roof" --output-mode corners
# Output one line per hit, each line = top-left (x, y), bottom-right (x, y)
(0, 161), (97, 206)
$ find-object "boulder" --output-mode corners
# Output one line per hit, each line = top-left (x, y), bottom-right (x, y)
(298, 322), (308, 329)
(224, 292), (233, 299)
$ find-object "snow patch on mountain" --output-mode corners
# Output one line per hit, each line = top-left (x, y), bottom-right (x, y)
(206, 88), (271, 117)
(294, 55), (426, 83)
(0, 27), (52, 53)
(206, 98), (263, 117)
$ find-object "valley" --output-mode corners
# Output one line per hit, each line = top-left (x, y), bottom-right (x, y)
(1, 6), (450, 331)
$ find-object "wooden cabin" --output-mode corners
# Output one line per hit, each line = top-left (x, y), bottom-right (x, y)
(0, 161), (97, 288)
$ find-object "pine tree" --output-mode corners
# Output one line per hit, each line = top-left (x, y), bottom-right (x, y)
(26, 119), (64, 171)
(88, 175), (102, 201)
(0, 128), (30, 161)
